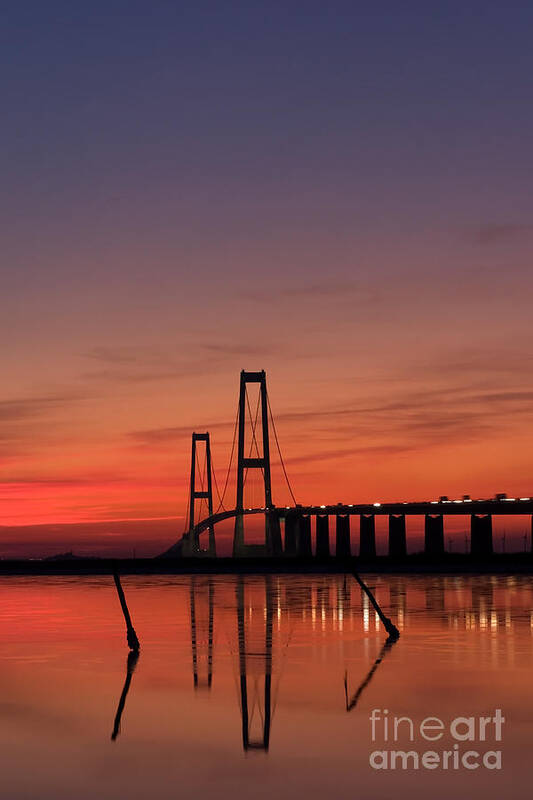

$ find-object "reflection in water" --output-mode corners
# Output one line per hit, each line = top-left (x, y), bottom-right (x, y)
(105, 574), (533, 753)
(344, 636), (397, 712)
(190, 578), (214, 689)
(111, 649), (139, 740)
(1, 573), (533, 799)
(236, 576), (274, 752)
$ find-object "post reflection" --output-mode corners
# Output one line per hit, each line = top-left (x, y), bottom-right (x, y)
(111, 649), (140, 741)
(344, 635), (397, 712)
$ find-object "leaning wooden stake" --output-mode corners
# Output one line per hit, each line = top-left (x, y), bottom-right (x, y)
(351, 570), (400, 640)
(113, 568), (140, 651)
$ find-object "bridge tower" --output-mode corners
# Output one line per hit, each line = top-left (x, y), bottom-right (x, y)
(186, 432), (216, 556)
(233, 370), (275, 557)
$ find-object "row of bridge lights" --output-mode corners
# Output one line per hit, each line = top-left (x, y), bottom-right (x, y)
(245, 495), (531, 512)
(431, 495), (531, 504)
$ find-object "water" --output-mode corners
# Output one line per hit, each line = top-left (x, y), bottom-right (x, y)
(0, 573), (531, 799)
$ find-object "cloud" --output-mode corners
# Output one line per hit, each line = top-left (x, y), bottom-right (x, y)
(200, 342), (282, 357)
(81, 341), (276, 385)
(84, 346), (142, 364)
(0, 394), (76, 423)
(285, 443), (415, 466)
(470, 224), (533, 245)
(82, 367), (190, 384)
(242, 281), (379, 304)
(269, 384), (533, 456)
(129, 419), (233, 445)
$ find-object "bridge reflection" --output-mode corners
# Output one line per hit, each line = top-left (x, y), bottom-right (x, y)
(110, 574), (533, 746)
(190, 577), (214, 689)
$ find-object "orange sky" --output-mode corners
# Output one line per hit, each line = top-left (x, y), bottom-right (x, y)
(2, 3), (533, 556)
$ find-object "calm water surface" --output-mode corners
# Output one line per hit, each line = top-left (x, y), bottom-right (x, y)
(0, 574), (531, 799)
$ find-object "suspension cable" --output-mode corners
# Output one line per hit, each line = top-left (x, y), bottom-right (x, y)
(243, 386), (263, 490)
(266, 390), (297, 505)
(211, 451), (226, 512)
(213, 401), (240, 514)
(182, 485), (190, 535)
(196, 446), (206, 521)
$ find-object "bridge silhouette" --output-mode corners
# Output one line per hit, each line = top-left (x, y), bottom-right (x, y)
(162, 370), (533, 559)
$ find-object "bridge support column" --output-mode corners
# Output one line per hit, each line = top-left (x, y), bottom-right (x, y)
(233, 514), (245, 557)
(297, 515), (312, 556)
(336, 515), (351, 558)
(359, 514), (376, 558)
(284, 512), (298, 556)
(388, 515), (406, 557)
(470, 515), (493, 556)
(424, 514), (444, 556)
(316, 516), (330, 558)
(267, 511), (283, 556)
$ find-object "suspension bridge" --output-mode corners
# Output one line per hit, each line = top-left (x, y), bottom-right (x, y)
(162, 370), (533, 560)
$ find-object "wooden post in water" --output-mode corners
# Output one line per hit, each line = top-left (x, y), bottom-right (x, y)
(113, 568), (140, 652)
(351, 570), (400, 640)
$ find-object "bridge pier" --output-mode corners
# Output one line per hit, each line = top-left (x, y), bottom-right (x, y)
(267, 511), (283, 556)
(284, 512), (298, 556)
(316, 515), (330, 557)
(359, 514), (376, 558)
(297, 515), (312, 557)
(388, 515), (407, 557)
(470, 514), (493, 556)
(336, 515), (351, 558)
(424, 514), (444, 556)
(233, 514), (245, 558)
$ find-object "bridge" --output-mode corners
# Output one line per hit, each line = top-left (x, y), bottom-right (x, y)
(162, 370), (533, 559)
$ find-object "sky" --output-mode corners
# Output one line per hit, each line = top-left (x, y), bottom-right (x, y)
(1, 1), (533, 555)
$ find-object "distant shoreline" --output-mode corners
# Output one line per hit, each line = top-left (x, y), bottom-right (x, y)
(0, 554), (532, 576)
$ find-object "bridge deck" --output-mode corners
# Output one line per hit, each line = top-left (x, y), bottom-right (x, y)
(192, 498), (533, 536)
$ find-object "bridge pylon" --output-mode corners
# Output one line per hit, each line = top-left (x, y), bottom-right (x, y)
(233, 370), (276, 557)
(183, 432), (216, 556)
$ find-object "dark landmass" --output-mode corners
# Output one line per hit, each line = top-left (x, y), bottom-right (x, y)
(0, 553), (532, 576)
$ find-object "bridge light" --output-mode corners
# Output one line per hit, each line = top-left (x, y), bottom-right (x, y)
(320, 504), (326, 509)
(431, 501), (439, 504)
(503, 497), (516, 501)
(520, 497), (531, 501)
(373, 502), (381, 507)
(348, 504), (353, 507)
(453, 500), (463, 504)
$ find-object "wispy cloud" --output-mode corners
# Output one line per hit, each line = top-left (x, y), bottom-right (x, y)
(469, 223), (533, 245)
(200, 342), (282, 357)
(81, 341), (281, 385)
(0, 394), (77, 423)
(242, 281), (379, 304)
(128, 419), (233, 445)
